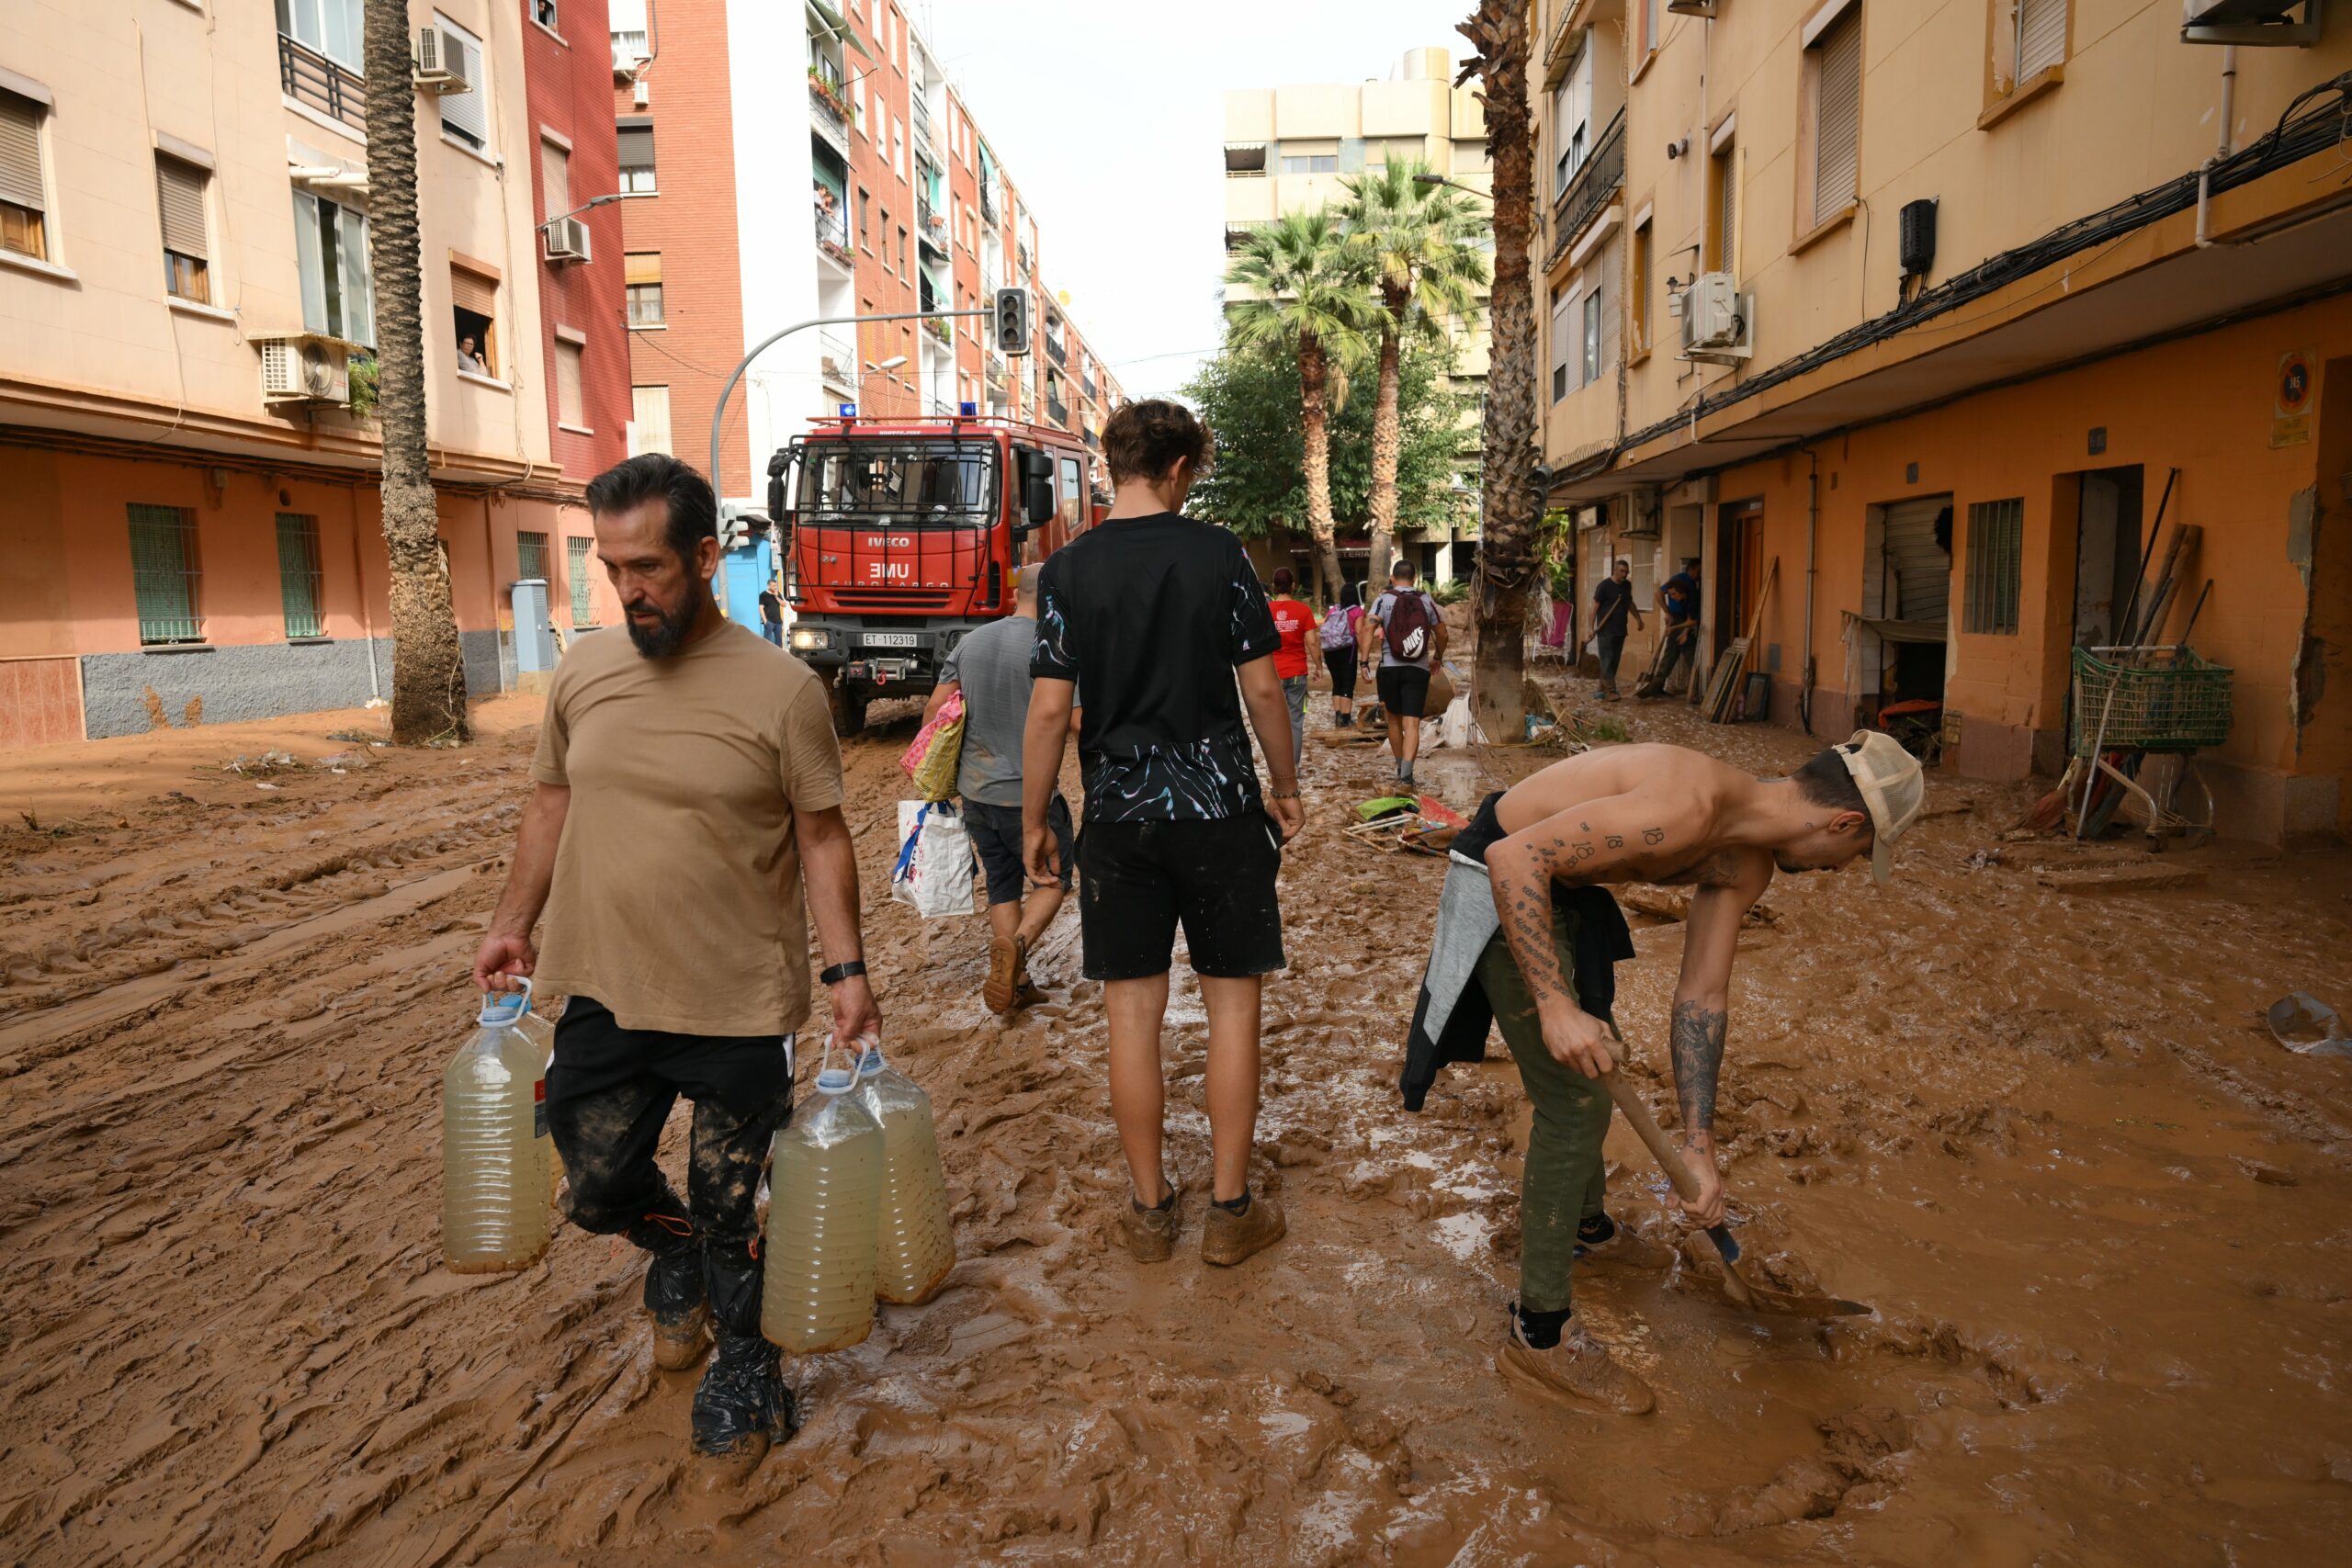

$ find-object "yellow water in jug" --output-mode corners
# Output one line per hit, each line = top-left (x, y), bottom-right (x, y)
(442, 979), (553, 1273)
(855, 1044), (955, 1304)
(762, 1038), (883, 1352)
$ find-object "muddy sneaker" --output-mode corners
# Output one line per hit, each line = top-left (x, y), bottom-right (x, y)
(1497, 1315), (1655, 1415)
(646, 1243), (710, 1371)
(1201, 1190), (1286, 1267)
(1120, 1182), (1180, 1263)
(1009, 976), (1048, 1010)
(1573, 1213), (1676, 1271)
(691, 1333), (799, 1477)
(983, 934), (1026, 1014)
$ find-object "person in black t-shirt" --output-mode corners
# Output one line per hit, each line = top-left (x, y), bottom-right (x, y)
(1024, 400), (1302, 1271)
(1589, 558), (1643, 701)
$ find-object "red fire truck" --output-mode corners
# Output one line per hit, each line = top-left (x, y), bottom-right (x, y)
(766, 412), (1101, 734)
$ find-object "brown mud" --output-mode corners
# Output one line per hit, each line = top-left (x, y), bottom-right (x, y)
(3, 684), (2350, 1565)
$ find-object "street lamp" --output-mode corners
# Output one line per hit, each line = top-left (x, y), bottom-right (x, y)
(1413, 172), (1490, 198)
(537, 191), (652, 231)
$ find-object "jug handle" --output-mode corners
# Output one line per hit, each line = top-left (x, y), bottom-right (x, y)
(478, 975), (534, 1025)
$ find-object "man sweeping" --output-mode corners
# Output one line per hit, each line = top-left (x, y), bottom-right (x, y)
(1401, 734), (1923, 1413)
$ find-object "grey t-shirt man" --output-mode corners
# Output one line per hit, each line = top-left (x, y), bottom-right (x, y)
(941, 615), (1069, 807)
(1370, 587), (1441, 670)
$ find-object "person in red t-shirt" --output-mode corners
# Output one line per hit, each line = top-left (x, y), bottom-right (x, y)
(1266, 568), (1316, 776)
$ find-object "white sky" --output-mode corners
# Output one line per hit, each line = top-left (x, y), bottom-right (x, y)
(916, 0), (1475, 402)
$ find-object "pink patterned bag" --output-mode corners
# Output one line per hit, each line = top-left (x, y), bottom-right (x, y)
(899, 688), (965, 802)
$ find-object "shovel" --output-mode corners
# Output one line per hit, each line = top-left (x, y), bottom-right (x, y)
(1600, 1067), (1871, 1319)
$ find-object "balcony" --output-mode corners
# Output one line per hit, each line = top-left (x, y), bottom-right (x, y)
(813, 189), (849, 264)
(819, 331), (855, 390)
(1083, 427), (1100, 451)
(910, 92), (931, 148)
(279, 34), (364, 133)
(1224, 142), (1267, 176)
(979, 182), (1000, 223)
(1017, 241), (1032, 276)
(1045, 333), (1066, 368)
(1547, 107), (1623, 271)
(1046, 392), (1069, 426)
(808, 66), (852, 149)
(985, 352), (1006, 388)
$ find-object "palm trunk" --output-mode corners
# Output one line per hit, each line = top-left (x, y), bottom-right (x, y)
(1460, 1), (1539, 740)
(365, 0), (469, 744)
(1367, 300), (1404, 584)
(1298, 335), (1345, 599)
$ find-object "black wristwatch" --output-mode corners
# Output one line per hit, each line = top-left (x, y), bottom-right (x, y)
(820, 960), (867, 986)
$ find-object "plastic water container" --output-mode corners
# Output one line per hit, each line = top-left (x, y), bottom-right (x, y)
(854, 1043), (956, 1304)
(761, 1038), (884, 1353)
(442, 978), (555, 1273)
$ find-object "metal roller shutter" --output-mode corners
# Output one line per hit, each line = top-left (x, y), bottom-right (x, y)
(1814, 9), (1860, 228)
(156, 155), (207, 256)
(1881, 496), (1952, 624)
(555, 341), (583, 426)
(2017, 0), (2066, 82)
(450, 265), (497, 316)
(0, 91), (41, 210)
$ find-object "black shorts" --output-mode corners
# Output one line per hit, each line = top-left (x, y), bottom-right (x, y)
(1077, 813), (1284, 981)
(1322, 645), (1359, 698)
(1376, 664), (1432, 717)
(964, 795), (1073, 906)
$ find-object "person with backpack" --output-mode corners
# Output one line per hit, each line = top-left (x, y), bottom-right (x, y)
(1318, 582), (1365, 730)
(1363, 558), (1446, 787)
(1265, 568), (1317, 776)
(1589, 558), (1644, 702)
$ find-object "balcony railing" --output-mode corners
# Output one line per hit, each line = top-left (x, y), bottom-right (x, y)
(1548, 107), (1623, 270)
(1084, 428), (1100, 451)
(279, 34), (364, 132)
(1045, 335), (1066, 368)
(819, 331), (855, 388)
(814, 191), (850, 260)
(1046, 393), (1069, 425)
(910, 92), (931, 145)
(808, 69), (851, 141)
(979, 183), (1000, 222)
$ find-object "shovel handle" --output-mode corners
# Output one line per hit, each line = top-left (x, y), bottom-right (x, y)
(1600, 1067), (1746, 1271)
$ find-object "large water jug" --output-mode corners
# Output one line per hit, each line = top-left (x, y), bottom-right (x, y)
(855, 1043), (956, 1304)
(442, 978), (554, 1273)
(762, 1038), (884, 1353)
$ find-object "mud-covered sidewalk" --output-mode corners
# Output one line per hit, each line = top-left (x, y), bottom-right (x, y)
(3, 679), (2350, 1565)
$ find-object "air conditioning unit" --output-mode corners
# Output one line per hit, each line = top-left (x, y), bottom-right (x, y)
(543, 216), (591, 265)
(257, 334), (351, 407)
(2180, 0), (2322, 44)
(1678, 272), (1753, 361)
(413, 26), (473, 93)
(1668, 0), (1720, 15)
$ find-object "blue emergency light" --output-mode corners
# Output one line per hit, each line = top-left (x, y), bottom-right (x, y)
(838, 402), (856, 418)
(958, 400), (977, 416)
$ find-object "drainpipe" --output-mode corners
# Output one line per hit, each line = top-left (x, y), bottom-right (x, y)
(2194, 47), (2238, 249)
(348, 483), (379, 702)
(1802, 448), (1819, 735)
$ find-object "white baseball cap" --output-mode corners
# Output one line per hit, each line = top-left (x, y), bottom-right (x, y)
(1835, 729), (1925, 884)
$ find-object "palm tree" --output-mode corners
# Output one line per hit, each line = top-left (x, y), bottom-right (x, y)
(1336, 161), (1489, 585)
(1224, 210), (1374, 602)
(364, 0), (469, 743)
(1457, 1), (1540, 739)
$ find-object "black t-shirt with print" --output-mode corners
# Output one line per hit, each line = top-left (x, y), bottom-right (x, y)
(1031, 512), (1279, 822)
(1592, 578), (1634, 635)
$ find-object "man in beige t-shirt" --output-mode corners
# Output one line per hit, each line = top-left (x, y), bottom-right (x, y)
(471, 455), (876, 1478)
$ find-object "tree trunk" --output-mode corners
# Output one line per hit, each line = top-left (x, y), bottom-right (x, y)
(1298, 335), (1346, 600)
(1460, 1), (1540, 742)
(1367, 299), (1404, 584)
(366, 0), (470, 744)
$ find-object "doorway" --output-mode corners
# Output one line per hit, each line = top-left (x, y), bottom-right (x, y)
(1858, 494), (1954, 754)
(2074, 466), (2144, 650)
(1713, 498), (1763, 657)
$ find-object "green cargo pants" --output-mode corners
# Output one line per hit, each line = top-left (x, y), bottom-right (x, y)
(1475, 900), (1611, 1314)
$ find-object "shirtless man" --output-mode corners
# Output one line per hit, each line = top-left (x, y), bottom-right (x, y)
(1473, 732), (1921, 1411)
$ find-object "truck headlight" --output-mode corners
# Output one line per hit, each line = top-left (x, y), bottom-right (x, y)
(790, 626), (829, 650)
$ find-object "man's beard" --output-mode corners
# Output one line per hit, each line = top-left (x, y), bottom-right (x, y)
(624, 594), (695, 658)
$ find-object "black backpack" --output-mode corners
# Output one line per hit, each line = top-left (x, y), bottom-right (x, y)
(1384, 591), (1435, 662)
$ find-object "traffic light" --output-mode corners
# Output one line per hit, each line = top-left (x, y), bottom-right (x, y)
(994, 287), (1031, 355)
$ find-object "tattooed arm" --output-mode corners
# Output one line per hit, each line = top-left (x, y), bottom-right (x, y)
(1666, 861), (1769, 1225)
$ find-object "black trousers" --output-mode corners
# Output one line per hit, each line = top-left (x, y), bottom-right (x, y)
(548, 995), (794, 1333)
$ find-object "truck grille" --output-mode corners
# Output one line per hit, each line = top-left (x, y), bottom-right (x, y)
(832, 592), (955, 610)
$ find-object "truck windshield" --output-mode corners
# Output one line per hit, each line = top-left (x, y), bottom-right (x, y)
(796, 441), (996, 526)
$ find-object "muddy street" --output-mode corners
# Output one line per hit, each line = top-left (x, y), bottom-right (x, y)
(3, 682), (2350, 1566)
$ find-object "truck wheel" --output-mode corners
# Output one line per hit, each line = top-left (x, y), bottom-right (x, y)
(828, 678), (866, 737)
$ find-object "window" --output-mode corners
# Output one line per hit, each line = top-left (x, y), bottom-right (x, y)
(1631, 218), (1653, 355)
(1279, 154), (1338, 174)
(517, 530), (550, 582)
(555, 339), (584, 427)
(616, 118), (655, 192)
(533, 0), (559, 29)
(129, 504), (202, 645)
(856, 186), (869, 248)
(630, 384), (672, 455)
(450, 262), (498, 376)
(1707, 137), (1737, 275)
(435, 14), (491, 152)
(2015, 0), (2066, 83)
(1644, 0), (1661, 56)
(155, 154), (211, 303)
(276, 513), (324, 637)
(1554, 47), (1591, 197)
(1, 88), (50, 262)
(1964, 499), (2023, 634)
(539, 138), (570, 220)
(293, 189), (375, 344)
(1805, 4), (1862, 230)
(277, 0), (363, 69)
(892, 121), (905, 181)
(1549, 283), (1571, 403)
(897, 225), (908, 276)
(625, 253), (662, 324)
(1582, 289), (1601, 383)
(880, 207), (891, 269)
(567, 536), (594, 624)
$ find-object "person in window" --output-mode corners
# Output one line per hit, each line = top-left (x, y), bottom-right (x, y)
(458, 334), (488, 374)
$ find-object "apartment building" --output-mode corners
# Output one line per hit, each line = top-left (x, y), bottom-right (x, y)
(1535, 0), (2351, 842)
(606, 0), (1125, 525)
(0, 0), (630, 748)
(1223, 46), (1492, 583)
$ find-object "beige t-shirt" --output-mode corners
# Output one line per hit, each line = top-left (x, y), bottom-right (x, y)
(529, 621), (845, 1036)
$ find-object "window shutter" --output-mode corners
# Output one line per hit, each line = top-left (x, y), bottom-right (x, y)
(556, 341), (583, 425)
(541, 141), (569, 217)
(625, 251), (662, 285)
(1715, 151), (1736, 273)
(0, 91), (40, 210)
(450, 264), (497, 316)
(2016, 0), (2066, 82)
(292, 189), (328, 333)
(1813, 11), (1860, 228)
(338, 209), (374, 345)
(616, 120), (653, 171)
(436, 20), (490, 145)
(156, 155), (208, 257)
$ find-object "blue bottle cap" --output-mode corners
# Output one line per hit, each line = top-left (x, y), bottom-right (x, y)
(857, 1045), (885, 1077)
(816, 1066), (856, 1094)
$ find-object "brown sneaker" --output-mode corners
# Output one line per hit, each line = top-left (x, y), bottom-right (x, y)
(983, 934), (1026, 1014)
(1119, 1182), (1180, 1263)
(1575, 1215), (1676, 1271)
(1200, 1191), (1286, 1267)
(1497, 1316), (1656, 1415)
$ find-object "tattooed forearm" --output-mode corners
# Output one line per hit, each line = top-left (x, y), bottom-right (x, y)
(1669, 999), (1726, 1135)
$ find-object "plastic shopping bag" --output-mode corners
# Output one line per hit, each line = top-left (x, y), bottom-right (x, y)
(899, 690), (965, 803)
(889, 800), (977, 919)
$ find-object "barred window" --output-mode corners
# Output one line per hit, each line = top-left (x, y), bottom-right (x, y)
(276, 513), (325, 637)
(567, 536), (594, 624)
(1964, 498), (2023, 635)
(517, 530), (550, 582)
(129, 504), (202, 644)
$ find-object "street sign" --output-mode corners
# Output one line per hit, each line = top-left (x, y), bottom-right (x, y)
(2272, 348), (2313, 448)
